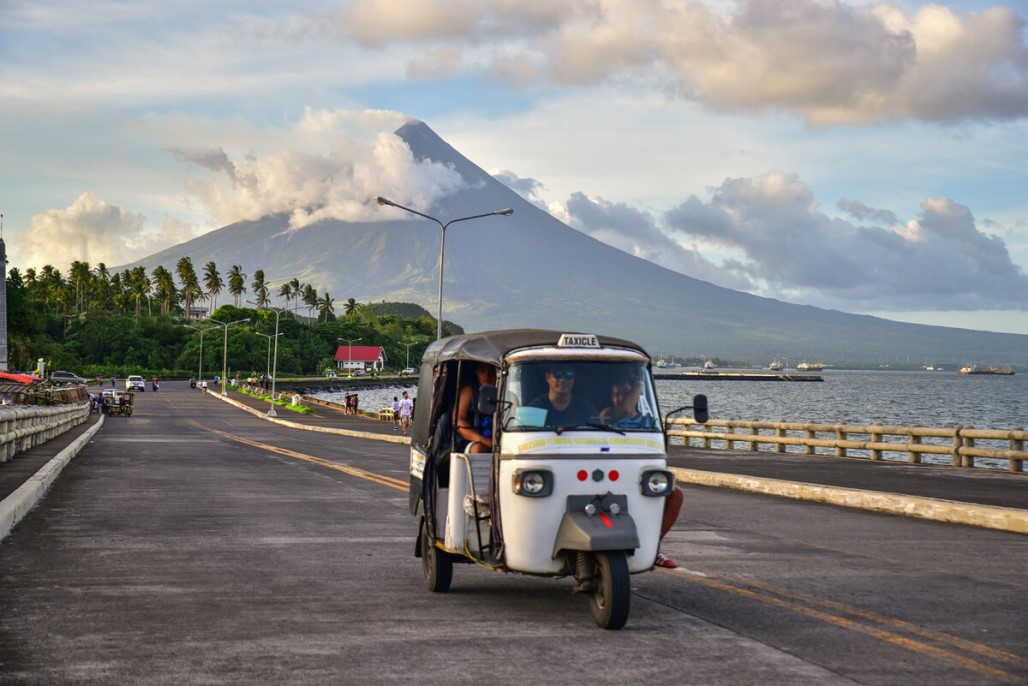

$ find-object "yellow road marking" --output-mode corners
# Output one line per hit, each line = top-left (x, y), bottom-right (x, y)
(664, 568), (1023, 683)
(204, 426), (408, 491)
(196, 421), (1022, 682)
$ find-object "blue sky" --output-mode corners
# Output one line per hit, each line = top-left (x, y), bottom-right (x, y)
(2, 0), (1026, 333)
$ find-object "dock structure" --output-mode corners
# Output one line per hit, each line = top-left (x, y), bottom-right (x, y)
(654, 371), (823, 382)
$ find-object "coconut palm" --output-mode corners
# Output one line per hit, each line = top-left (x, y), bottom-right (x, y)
(69, 260), (92, 314)
(227, 265), (247, 307)
(151, 265), (177, 316)
(251, 269), (269, 308)
(277, 281), (294, 310)
(203, 261), (224, 314)
(344, 297), (360, 317)
(317, 292), (335, 322)
(301, 283), (318, 323)
(176, 257), (200, 319)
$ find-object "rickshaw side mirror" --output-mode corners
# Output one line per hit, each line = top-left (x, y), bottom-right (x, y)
(693, 394), (708, 424)
(477, 384), (498, 415)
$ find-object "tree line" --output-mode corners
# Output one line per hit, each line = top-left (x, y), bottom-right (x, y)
(8, 257), (448, 379)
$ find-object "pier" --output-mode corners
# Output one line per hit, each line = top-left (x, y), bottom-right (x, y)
(654, 371), (824, 381)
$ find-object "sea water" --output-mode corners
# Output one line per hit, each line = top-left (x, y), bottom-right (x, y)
(313, 370), (1026, 431)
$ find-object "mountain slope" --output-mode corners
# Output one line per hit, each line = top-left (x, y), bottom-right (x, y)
(127, 121), (1028, 367)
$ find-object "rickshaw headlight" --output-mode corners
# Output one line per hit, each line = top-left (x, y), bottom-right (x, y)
(641, 470), (674, 496)
(513, 469), (553, 497)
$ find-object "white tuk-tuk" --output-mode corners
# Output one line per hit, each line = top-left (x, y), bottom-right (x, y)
(409, 329), (707, 629)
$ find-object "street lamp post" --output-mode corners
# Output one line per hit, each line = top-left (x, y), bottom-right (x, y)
(339, 337), (361, 377)
(375, 196), (512, 340)
(248, 300), (302, 417)
(184, 325), (209, 383)
(255, 331), (282, 379)
(403, 340), (416, 370)
(210, 317), (250, 395)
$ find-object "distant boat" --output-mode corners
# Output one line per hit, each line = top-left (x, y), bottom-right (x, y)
(960, 365), (1015, 376)
(796, 360), (810, 371)
(703, 359), (717, 370)
(768, 359), (782, 371)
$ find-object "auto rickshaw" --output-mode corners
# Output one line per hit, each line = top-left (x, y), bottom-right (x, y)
(103, 389), (134, 417)
(409, 329), (707, 629)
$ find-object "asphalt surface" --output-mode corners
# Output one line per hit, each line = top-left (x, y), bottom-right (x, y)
(0, 382), (1024, 684)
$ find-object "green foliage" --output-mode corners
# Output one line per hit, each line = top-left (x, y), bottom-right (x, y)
(7, 263), (457, 377)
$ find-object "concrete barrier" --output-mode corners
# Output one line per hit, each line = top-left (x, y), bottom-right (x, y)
(0, 414), (104, 540)
(0, 403), (91, 462)
(671, 467), (1028, 534)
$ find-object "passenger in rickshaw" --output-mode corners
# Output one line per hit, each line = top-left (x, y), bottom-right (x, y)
(454, 362), (496, 453)
(600, 377), (682, 568)
(599, 376), (657, 429)
(527, 364), (597, 426)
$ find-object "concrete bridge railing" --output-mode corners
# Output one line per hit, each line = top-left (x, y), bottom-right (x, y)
(666, 418), (1026, 472)
(0, 403), (91, 462)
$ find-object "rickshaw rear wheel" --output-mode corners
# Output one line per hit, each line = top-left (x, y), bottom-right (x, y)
(420, 516), (453, 593)
(589, 551), (630, 630)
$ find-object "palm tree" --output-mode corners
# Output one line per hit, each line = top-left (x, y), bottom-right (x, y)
(91, 263), (112, 312)
(344, 297), (360, 317)
(317, 292), (335, 322)
(251, 269), (269, 308)
(277, 281), (294, 310)
(301, 283), (318, 323)
(129, 266), (151, 322)
(227, 265), (247, 307)
(203, 261), (224, 314)
(151, 265), (177, 316)
(69, 260), (92, 314)
(176, 257), (199, 319)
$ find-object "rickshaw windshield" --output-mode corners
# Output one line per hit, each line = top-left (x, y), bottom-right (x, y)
(501, 360), (659, 432)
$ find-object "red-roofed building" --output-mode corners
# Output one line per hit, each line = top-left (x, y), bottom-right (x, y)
(333, 345), (387, 374)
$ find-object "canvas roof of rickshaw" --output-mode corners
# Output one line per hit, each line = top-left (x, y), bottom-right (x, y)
(421, 329), (649, 367)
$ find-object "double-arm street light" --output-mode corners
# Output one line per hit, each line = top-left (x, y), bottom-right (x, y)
(338, 337), (361, 377)
(403, 339), (416, 370)
(248, 301), (302, 417)
(255, 331), (283, 379)
(375, 196), (513, 340)
(210, 317), (250, 396)
(184, 325), (210, 382)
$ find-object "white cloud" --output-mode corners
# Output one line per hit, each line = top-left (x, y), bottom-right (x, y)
(11, 192), (198, 272)
(663, 172), (1028, 310)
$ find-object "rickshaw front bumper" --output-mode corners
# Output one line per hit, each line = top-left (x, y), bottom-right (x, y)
(552, 494), (639, 558)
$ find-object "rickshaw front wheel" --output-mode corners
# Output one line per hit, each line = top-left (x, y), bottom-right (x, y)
(420, 517), (453, 593)
(589, 551), (630, 630)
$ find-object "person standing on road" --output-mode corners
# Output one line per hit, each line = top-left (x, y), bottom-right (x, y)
(399, 391), (414, 435)
(391, 396), (400, 430)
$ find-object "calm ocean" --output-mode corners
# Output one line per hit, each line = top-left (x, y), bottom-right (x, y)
(313, 370), (1026, 431)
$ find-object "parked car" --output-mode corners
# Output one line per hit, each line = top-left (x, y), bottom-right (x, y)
(351, 369), (366, 377)
(400, 367), (417, 376)
(50, 370), (87, 385)
(125, 375), (146, 392)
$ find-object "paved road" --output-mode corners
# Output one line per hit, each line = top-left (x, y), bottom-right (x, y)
(0, 382), (1025, 684)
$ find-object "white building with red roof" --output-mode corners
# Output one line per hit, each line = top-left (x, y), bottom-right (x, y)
(333, 345), (387, 374)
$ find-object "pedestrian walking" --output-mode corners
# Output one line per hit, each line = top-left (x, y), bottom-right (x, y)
(399, 391), (414, 435)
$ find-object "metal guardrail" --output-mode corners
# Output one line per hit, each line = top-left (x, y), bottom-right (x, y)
(665, 418), (1027, 472)
(0, 403), (91, 462)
